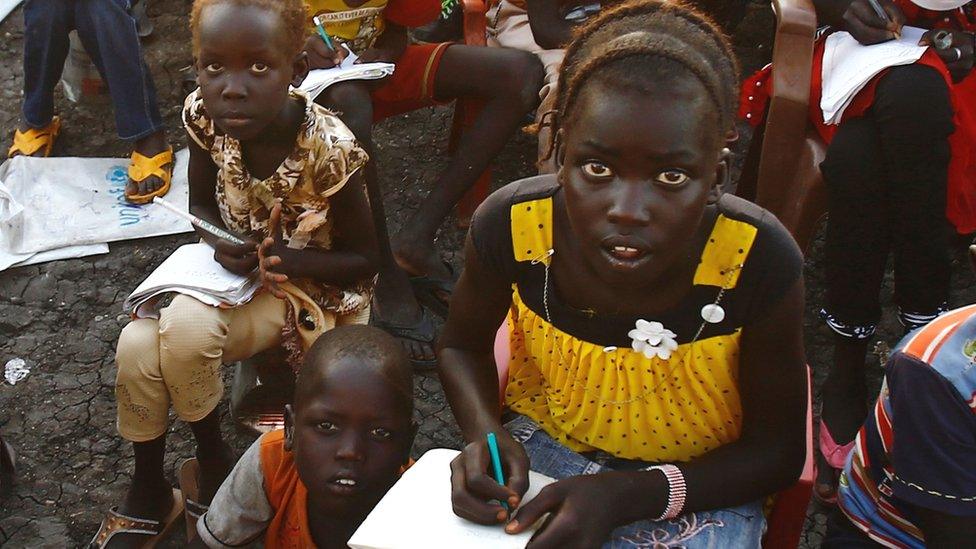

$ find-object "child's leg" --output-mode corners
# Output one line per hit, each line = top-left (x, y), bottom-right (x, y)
(20, 0), (73, 132)
(317, 81), (438, 364)
(870, 65), (953, 331)
(391, 46), (544, 278)
(817, 115), (887, 499)
(73, 0), (168, 197)
(158, 293), (287, 501)
(113, 318), (177, 540)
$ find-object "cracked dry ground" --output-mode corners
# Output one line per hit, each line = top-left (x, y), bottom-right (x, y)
(2, 2), (975, 547)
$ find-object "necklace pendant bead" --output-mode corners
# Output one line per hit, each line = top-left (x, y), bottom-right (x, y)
(701, 303), (725, 324)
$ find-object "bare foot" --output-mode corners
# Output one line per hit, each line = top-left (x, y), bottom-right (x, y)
(125, 130), (170, 200)
(391, 229), (452, 281)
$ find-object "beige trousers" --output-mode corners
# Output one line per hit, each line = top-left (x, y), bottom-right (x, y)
(115, 293), (369, 442)
(487, 0), (564, 174)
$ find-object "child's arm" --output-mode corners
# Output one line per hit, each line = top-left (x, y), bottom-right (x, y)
(257, 172), (379, 293)
(526, 0), (576, 50)
(187, 140), (259, 275)
(356, 22), (409, 64)
(439, 234), (530, 524)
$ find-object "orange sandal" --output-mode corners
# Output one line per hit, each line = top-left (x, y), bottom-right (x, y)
(126, 145), (174, 205)
(8, 117), (61, 158)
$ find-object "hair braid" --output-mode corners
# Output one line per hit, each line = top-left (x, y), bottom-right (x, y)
(540, 0), (739, 161)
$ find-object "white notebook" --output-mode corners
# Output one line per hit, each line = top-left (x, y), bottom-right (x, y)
(348, 448), (556, 549)
(123, 242), (260, 318)
(821, 26), (928, 125)
(298, 46), (396, 100)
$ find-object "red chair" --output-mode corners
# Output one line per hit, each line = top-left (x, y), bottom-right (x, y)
(493, 324), (813, 548)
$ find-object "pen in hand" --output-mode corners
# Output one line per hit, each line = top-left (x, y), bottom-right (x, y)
(312, 15), (335, 51)
(486, 432), (510, 513)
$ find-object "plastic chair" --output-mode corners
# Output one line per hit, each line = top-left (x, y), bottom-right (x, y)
(740, 0), (827, 252)
(492, 324), (813, 548)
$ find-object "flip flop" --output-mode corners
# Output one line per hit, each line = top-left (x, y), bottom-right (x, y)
(89, 487), (184, 548)
(177, 458), (209, 542)
(373, 306), (438, 370)
(814, 419), (856, 505)
(8, 116), (61, 158)
(126, 146), (174, 205)
(409, 261), (456, 319)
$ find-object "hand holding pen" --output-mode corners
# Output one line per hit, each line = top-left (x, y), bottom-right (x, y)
(842, 0), (905, 45)
(302, 16), (348, 70)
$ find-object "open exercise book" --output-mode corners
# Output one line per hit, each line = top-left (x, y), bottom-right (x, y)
(348, 449), (556, 549)
(821, 26), (928, 124)
(298, 46), (395, 100)
(123, 242), (260, 319)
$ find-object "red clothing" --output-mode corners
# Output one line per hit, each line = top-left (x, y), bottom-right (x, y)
(260, 430), (316, 549)
(740, 0), (976, 233)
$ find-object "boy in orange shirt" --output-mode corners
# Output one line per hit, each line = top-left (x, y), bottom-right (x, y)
(192, 325), (415, 548)
(305, 0), (545, 367)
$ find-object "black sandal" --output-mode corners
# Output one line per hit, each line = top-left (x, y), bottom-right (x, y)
(373, 307), (439, 370)
(409, 262), (456, 319)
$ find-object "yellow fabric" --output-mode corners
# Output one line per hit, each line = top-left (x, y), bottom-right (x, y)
(305, 0), (388, 53)
(510, 198), (554, 263)
(504, 198), (757, 462)
(692, 215), (757, 288)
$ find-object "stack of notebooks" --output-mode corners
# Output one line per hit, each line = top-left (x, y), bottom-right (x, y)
(123, 242), (261, 319)
(298, 47), (395, 100)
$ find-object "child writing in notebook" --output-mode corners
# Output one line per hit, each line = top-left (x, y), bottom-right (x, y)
(440, 2), (808, 547)
(190, 325), (415, 548)
(90, 0), (379, 546)
(304, 0), (544, 368)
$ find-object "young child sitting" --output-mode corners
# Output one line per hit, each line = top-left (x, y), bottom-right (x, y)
(90, 0), (379, 545)
(304, 0), (545, 368)
(190, 325), (415, 548)
(9, 0), (172, 204)
(440, 2), (808, 546)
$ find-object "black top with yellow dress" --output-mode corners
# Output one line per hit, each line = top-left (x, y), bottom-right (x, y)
(471, 176), (803, 462)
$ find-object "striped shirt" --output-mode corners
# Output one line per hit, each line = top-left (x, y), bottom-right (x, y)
(838, 304), (976, 548)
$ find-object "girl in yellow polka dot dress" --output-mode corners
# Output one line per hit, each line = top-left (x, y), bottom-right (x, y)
(438, 1), (808, 547)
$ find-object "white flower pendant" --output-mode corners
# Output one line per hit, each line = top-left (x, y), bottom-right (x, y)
(627, 319), (679, 360)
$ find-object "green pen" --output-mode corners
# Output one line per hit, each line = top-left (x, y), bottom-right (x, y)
(486, 432), (509, 512)
(312, 15), (335, 51)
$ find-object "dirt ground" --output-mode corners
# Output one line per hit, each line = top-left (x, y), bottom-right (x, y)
(2, 2), (975, 547)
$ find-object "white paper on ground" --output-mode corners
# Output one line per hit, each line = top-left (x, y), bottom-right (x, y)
(0, 148), (193, 256)
(821, 26), (928, 125)
(0, 243), (109, 272)
(348, 448), (556, 549)
(0, 0), (22, 24)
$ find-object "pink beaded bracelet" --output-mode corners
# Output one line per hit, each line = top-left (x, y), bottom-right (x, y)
(644, 464), (687, 521)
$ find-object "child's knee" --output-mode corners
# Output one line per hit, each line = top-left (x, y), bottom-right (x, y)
(116, 319), (161, 383)
(157, 295), (227, 364)
(503, 51), (546, 112)
(875, 65), (952, 125)
(316, 83), (374, 139)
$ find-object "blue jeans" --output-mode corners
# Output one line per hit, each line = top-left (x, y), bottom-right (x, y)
(22, 0), (163, 140)
(505, 415), (766, 549)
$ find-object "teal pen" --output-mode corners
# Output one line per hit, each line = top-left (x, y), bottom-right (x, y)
(486, 432), (509, 512)
(311, 15), (335, 51)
